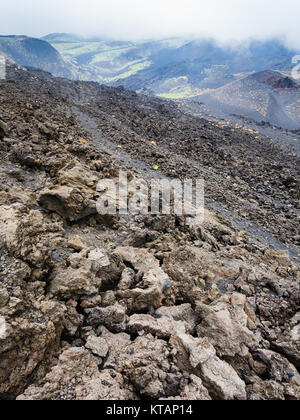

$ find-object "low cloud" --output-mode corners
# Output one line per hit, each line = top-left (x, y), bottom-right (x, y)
(1, 0), (300, 48)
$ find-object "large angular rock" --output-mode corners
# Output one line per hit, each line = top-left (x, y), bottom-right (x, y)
(162, 245), (244, 305)
(17, 348), (137, 400)
(0, 204), (64, 272)
(254, 349), (300, 399)
(88, 248), (123, 288)
(49, 248), (122, 299)
(196, 293), (259, 357)
(127, 313), (186, 339)
(63, 302), (84, 337)
(115, 247), (172, 312)
(100, 327), (132, 368)
(38, 163), (104, 222)
(49, 253), (101, 299)
(170, 331), (247, 400)
(101, 331), (181, 399)
(273, 313), (300, 368)
(85, 335), (109, 358)
(103, 334), (183, 399)
(38, 186), (97, 222)
(0, 204), (21, 251)
(87, 303), (127, 333)
(0, 258), (66, 397)
(57, 164), (99, 190)
(200, 354), (247, 400)
(155, 304), (199, 334)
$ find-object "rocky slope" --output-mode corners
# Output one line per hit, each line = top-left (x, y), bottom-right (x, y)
(192, 71), (300, 130)
(0, 64), (299, 400)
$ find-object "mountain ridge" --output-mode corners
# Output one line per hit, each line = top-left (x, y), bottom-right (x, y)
(0, 35), (73, 78)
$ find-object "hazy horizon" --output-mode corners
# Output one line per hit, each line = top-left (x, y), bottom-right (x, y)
(1, 0), (300, 49)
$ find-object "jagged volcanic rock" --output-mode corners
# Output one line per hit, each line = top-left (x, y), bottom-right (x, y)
(0, 63), (299, 401)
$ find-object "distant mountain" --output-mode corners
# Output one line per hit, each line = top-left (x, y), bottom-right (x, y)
(0, 35), (73, 78)
(154, 39), (294, 71)
(192, 70), (300, 129)
(42, 33), (88, 43)
(2, 34), (297, 95)
(40, 34), (298, 96)
(41, 33), (108, 43)
(115, 39), (297, 95)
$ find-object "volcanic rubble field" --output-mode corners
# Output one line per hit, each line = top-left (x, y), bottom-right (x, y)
(0, 64), (299, 400)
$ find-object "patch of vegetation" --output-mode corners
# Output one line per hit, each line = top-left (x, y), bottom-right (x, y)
(107, 60), (152, 82)
(51, 39), (151, 82)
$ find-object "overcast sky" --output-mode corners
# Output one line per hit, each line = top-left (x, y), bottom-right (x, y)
(1, 0), (300, 48)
